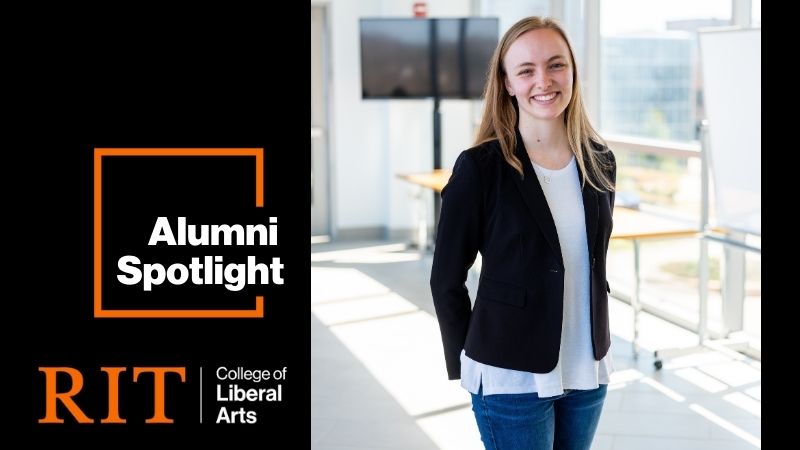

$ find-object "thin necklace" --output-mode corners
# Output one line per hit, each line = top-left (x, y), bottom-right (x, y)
(541, 166), (553, 184)
(531, 154), (572, 184)
(529, 158), (553, 183)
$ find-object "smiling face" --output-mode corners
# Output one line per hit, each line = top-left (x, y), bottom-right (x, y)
(503, 28), (574, 125)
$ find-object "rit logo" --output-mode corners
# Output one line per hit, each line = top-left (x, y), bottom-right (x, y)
(38, 367), (186, 424)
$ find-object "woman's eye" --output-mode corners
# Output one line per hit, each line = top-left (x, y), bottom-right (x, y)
(550, 63), (565, 69)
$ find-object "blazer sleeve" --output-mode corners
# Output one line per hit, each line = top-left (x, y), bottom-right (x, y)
(430, 150), (482, 380)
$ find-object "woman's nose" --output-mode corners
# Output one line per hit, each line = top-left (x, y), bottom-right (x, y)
(535, 73), (552, 90)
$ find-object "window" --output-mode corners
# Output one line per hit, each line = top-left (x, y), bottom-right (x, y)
(600, 0), (731, 143)
(752, 0), (761, 27)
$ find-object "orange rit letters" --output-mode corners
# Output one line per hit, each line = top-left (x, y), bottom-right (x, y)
(38, 366), (187, 424)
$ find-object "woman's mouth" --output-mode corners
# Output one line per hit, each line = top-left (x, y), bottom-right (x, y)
(532, 92), (559, 105)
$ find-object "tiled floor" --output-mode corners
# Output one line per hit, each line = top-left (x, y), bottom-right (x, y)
(311, 241), (761, 450)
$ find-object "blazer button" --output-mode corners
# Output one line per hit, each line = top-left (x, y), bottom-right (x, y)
(549, 268), (559, 273)
(592, 257), (596, 269)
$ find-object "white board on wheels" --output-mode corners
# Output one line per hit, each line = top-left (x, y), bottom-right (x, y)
(699, 28), (761, 235)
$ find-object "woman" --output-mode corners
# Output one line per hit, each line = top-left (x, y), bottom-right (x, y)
(430, 16), (616, 450)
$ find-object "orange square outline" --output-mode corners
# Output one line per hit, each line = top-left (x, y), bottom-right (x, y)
(94, 148), (265, 318)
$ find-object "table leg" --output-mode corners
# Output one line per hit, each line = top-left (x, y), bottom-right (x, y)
(632, 239), (641, 359)
(698, 236), (708, 345)
(408, 186), (429, 255)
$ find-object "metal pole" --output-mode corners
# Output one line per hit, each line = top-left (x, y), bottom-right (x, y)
(432, 98), (442, 247)
(698, 120), (710, 344)
(632, 239), (641, 358)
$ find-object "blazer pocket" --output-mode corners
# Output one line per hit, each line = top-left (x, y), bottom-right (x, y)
(478, 276), (526, 308)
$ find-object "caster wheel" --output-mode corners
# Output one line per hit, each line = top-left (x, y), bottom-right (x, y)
(654, 360), (663, 370)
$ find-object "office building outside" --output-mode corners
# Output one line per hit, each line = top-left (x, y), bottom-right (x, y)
(601, 33), (695, 143)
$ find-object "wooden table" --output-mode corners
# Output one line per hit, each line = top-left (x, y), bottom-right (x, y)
(396, 170), (452, 249)
(608, 208), (699, 357)
(396, 170), (451, 193)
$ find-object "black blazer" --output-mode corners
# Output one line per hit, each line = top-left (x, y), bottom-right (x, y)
(430, 133), (616, 380)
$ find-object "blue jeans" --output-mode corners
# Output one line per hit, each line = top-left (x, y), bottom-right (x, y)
(470, 384), (607, 450)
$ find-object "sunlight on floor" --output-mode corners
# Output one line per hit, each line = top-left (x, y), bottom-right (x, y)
(674, 367), (729, 393)
(312, 242), (761, 450)
(723, 392), (761, 418)
(323, 310), (468, 417)
(311, 267), (390, 304)
(416, 407), (484, 450)
(311, 267), (481, 450)
(689, 404), (761, 448)
(639, 377), (685, 402)
(311, 243), (419, 263)
(312, 291), (419, 326)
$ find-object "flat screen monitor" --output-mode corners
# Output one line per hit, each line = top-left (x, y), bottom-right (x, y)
(360, 18), (499, 99)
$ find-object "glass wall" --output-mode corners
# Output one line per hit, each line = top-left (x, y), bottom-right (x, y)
(599, 0), (760, 348)
(600, 0), (731, 143)
(752, 0), (761, 27)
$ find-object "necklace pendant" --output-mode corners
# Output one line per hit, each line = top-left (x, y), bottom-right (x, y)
(543, 175), (551, 184)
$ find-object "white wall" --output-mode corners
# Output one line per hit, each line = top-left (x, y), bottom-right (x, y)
(325, 0), (385, 233)
(320, 0), (478, 237)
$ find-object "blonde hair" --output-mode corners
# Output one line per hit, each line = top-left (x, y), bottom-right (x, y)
(475, 16), (614, 191)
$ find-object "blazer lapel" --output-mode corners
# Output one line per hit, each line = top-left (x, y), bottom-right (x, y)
(509, 131), (602, 267)
(510, 134), (564, 268)
(578, 160), (599, 260)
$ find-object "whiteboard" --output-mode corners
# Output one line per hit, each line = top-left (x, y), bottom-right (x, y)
(699, 28), (761, 235)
